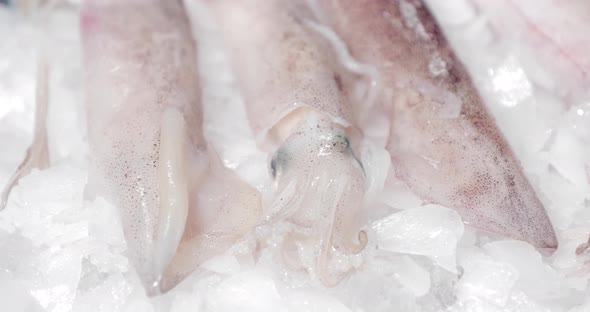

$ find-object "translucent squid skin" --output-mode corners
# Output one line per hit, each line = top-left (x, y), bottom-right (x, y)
(205, 0), (368, 284)
(203, 0), (360, 143)
(313, 0), (558, 249)
(82, 0), (261, 294)
(268, 115), (367, 285)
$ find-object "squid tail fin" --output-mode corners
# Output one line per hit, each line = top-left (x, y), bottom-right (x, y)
(1, 60), (50, 210)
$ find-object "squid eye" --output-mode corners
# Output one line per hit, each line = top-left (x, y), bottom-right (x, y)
(270, 147), (289, 179)
(343, 137), (350, 149)
(270, 157), (277, 178)
(341, 136), (365, 175)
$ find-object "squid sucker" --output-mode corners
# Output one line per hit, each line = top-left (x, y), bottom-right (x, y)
(81, 0), (261, 294)
(206, 0), (368, 285)
(312, 0), (558, 249)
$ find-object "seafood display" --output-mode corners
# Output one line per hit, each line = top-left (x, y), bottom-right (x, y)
(3, 0), (590, 309)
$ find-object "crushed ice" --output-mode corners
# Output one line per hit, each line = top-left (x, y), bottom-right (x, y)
(0, 1), (589, 311)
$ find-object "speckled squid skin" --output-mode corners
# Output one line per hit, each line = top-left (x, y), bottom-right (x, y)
(205, 0), (355, 146)
(206, 0), (368, 285)
(82, 0), (203, 289)
(81, 0), (261, 293)
(314, 0), (558, 249)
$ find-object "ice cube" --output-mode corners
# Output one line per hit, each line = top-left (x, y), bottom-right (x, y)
(392, 256), (431, 297)
(284, 290), (351, 312)
(2, 164), (87, 245)
(504, 291), (551, 312)
(456, 249), (519, 306)
(28, 247), (83, 312)
(206, 270), (285, 312)
(169, 288), (204, 312)
(0, 232), (83, 312)
(483, 241), (561, 300)
(0, 278), (44, 312)
(338, 257), (420, 312)
(569, 298), (590, 312)
(547, 129), (589, 190)
(82, 197), (128, 275)
(372, 204), (464, 273)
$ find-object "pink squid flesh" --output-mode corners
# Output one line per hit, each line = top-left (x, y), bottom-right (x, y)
(81, 0), (261, 294)
(205, 0), (368, 285)
(312, 0), (558, 249)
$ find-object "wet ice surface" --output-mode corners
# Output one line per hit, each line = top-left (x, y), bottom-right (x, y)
(1, 1), (589, 312)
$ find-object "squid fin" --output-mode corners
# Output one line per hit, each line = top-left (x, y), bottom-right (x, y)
(150, 108), (191, 294)
(157, 144), (262, 293)
(1, 60), (50, 211)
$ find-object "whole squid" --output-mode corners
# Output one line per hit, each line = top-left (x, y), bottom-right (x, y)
(428, 0), (590, 255)
(312, 0), (558, 249)
(205, 0), (368, 285)
(81, 0), (261, 293)
(462, 0), (590, 254)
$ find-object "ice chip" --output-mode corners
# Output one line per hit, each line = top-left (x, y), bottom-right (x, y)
(72, 274), (133, 312)
(334, 256), (417, 311)
(285, 290), (351, 312)
(393, 256), (431, 297)
(504, 291), (551, 312)
(456, 252), (519, 306)
(483, 241), (561, 300)
(0, 166), (85, 312)
(372, 204), (464, 272)
(86, 197), (125, 248)
(28, 247), (83, 312)
(0, 278), (44, 312)
(169, 288), (204, 312)
(207, 270), (285, 312)
(547, 129), (589, 190)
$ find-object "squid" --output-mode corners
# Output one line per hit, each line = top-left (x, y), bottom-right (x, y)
(468, 0), (590, 188)
(311, 0), (558, 249)
(0, 62), (49, 211)
(205, 0), (368, 285)
(463, 0), (590, 254)
(81, 0), (261, 294)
